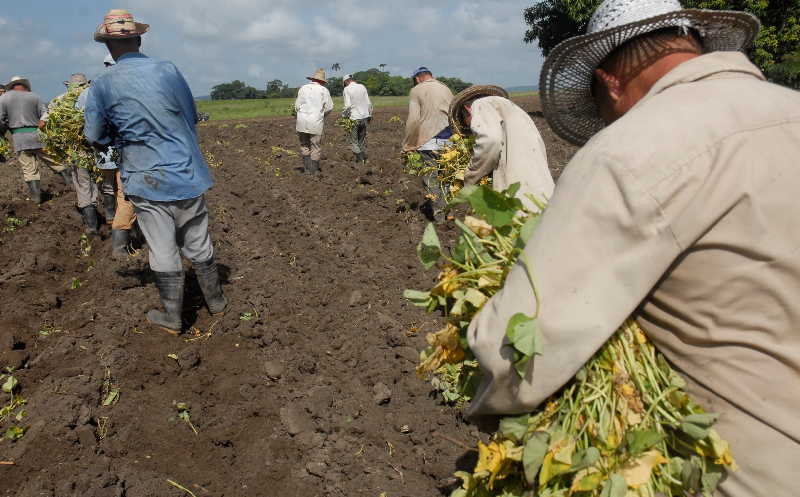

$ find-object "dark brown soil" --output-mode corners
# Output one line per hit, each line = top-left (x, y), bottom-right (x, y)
(0, 96), (576, 497)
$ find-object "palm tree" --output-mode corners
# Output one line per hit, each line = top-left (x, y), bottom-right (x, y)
(379, 64), (387, 72)
(331, 63), (341, 72)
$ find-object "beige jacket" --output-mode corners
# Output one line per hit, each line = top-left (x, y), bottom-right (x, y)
(402, 79), (453, 151)
(467, 52), (800, 497)
(465, 96), (554, 212)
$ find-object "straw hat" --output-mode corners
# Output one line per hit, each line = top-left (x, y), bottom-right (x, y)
(94, 9), (150, 43)
(538, 0), (760, 146)
(64, 73), (89, 87)
(7, 76), (31, 91)
(449, 85), (510, 135)
(307, 68), (327, 84)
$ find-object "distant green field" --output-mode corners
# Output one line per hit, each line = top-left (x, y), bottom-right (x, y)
(196, 92), (537, 121)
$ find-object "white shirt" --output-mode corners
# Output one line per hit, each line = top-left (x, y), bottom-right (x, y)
(295, 82), (333, 135)
(342, 82), (372, 120)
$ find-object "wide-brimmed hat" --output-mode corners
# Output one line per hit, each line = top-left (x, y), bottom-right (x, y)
(449, 85), (510, 135)
(539, 0), (760, 146)
(307, 68), (327, 83)
(64, 73), (89, 87)
(94, 9), (150, 43)
(7, 76), (31, 91)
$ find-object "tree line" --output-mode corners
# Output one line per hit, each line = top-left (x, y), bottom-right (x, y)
(210, 68), (472, 100)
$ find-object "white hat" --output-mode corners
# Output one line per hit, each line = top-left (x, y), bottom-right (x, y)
(343, 74), (354, 81)
(103, 54), (116, 66)
(7, 76), (31, 90)
(538, 0), (760, 145)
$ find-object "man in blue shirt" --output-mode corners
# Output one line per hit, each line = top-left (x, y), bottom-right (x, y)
(84, 9), (227, 334)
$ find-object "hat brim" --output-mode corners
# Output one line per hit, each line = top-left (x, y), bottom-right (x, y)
(7, 79), (31, 90)
(539, 9), (760, 146)
(448, 85), (510, 135)
(306, 76), (327, 84)
(94, 22), (150, 42)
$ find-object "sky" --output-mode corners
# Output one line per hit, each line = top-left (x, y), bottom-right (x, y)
(0, 1), (545, 101)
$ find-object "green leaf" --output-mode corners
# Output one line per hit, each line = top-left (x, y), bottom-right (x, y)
(599, 474), (627, 497)
(2, 375), (18, 393)
(517, 215), (541, 247)
(625, 429), (664, 455)
(506, 313), (543, 357)
(513, 354), (532, 378)
(403, 289), (432, 307)
(569, 447), (600, 473)
(464, 186), (520, 228)
(701, 462), (725, 494)
(464, 288), (488, 308)
(503, 182), (522, 198)
(417, 223), (442, 269)
(4, 426), (25, 441)
(499, 414), (530, 442)
(454, 220), (491, 263)
(680, 413), (719, 440)
(450, 184), (480, 206)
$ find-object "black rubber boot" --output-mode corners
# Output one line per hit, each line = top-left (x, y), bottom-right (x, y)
(353, 153), (362, 164)
(302, 156), (312, 174)
(103, 194), (116, 224)
(193, 256), (228, 315)
(60, 168), (73, 186)
(110, 229), (129, 260)
(26, 180), (42, 204)
(146, 271), (184, 335)
(79, 205), (100, 234)
(308, 160), (321, 174)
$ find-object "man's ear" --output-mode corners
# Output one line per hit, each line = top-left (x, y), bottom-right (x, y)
(594, 68), (622, 102)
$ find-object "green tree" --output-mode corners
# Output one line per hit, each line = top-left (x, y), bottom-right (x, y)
(523, 0), (800, 74)
(211, 80), (265, 100)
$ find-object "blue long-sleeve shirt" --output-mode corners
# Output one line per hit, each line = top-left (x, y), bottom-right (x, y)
(83, 52), (213, 201)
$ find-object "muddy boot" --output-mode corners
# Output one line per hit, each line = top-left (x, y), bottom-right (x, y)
(308, 159), (321, 175)
(146, 271), (184, 335)
(26, 180), (42, 204)
(79, 205), (100, 235)
(59, 168), (73, 186)
(103, 194), (116, 224)
(353, 152), (362, 164)
(302, 156), (312, 173)
(193, 256), (228, 315)
(110, 229), (129, 260)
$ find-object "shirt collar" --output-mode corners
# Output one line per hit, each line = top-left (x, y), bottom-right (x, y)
(643, 51), (765, 102)
(117, 52), (149, 63)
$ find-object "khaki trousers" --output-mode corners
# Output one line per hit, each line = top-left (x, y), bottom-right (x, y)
(17, 149), (65, 182)
(101, 169), (137, 230)
(71, 165), (98, 209)
(298, 132), (322, 161)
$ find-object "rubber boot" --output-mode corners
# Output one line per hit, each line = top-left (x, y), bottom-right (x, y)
(353, 153), (361, 164)
(103, 194), (116, 224)
(302, 156), (312, 174)
(60, 168), (73, 186)
(26, 180), (42, 204)
(110, 229), (129, 260)
(79, 205), (100, 234)
(193, 256), (228, 315)
(308, 159), (321, 174)
(146, 271), (184, 335)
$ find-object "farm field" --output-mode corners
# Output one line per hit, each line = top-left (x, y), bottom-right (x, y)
(0, 95), (575, 497)
(196, 92), (538, 121)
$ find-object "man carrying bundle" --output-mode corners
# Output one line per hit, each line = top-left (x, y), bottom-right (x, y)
(84, 9), (227, 334)
(294, 68), (333, 174)
(448, 85), (554, 213)
(342, 74), (373, 164)
(44, 73), (101, 234)
(402, 66), (454, 221)
(466, 0), (800, 494)
(0, 76), (73, 204)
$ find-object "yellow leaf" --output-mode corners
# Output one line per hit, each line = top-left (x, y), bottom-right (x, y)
(570, 468), (603, 493)
(539, 452), (571, 487)
(474, 441), (517, 488)
(415, 324), (465, 377)
(620, 450), (667, 488)
(432, 266), (460, 296)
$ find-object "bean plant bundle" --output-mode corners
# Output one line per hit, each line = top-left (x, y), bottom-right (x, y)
(405, 185), (736, 497)
(40, 85), (96, 171)
(402, 134), (484, 204)
(336, 115), (356, 134)
(0, 136), (10, 161)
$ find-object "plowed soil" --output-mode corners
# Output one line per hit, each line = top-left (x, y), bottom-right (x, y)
(0, 96), (576, 497)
